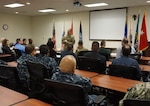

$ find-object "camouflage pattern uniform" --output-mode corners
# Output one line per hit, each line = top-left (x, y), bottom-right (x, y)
(51, 71), (95, 105)
(62, 35), (75, 51)
(119, 82), (150, 106)
(17, 54), (37, 89)
(36, 54), (59, 76)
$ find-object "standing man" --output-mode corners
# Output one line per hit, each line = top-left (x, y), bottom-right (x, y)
(62, 29), (75, 51)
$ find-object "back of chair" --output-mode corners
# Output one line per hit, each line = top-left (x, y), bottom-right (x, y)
(44, 78), (88, 106)
(77, 51), (91, 56)
(27, 61), (51, 93)
(78, 56), (106, 73)
(129, 53), (141, 63)
(124, 99), (150, 106)
(108, 64), (140, 80)
(14, 49), (22, 59)
(0, 64), (21, 90)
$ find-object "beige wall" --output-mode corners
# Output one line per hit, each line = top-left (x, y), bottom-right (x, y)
(0, 5), (150, 51)
(0, 13), (31, 43)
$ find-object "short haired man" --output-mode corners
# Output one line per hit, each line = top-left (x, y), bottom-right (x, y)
(51, 55), (96, 105)
(112, 44), (141, 80)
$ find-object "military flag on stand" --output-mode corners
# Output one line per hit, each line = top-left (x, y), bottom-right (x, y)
(139, 12), (148, 51)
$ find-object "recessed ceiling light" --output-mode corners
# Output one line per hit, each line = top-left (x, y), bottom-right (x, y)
(38, 9), (56, 13)
(147, 1), (150, 3)
(84, 3), (108, 7)
(66, 9), (69, 12)
(15, 12), (19, 14)
(26, 2), (31, 5)
(4, 3), (25, 8)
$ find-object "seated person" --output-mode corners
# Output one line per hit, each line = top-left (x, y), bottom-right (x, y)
(75, 40), (88, 54)
(51, 55), (97, 105)
(119, 82), (149, 106)
(116, 38), (136, 58)
(17, 45), (37, 90)
(112, 44), (141, 80)
(2, 39), (15, 61)
(61, 43), (78, 64)
(84, 41), (106, 69)
(98, 40), (111, 60)
(14, 38), (25, 55)
(36, 44), (58, 77)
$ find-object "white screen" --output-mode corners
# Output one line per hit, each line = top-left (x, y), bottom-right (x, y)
(90, 8), (127, 40)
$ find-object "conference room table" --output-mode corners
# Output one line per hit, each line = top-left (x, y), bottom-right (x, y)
(140, 56), (150, 61)
(0, 85), (28, 106)
(91, 74), (143, 93)
(12, 98), (52, 106)
(106, 61), (150, 72)
(75, 69), (99, 78)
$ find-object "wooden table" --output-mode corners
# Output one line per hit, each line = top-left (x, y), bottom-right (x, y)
(75, 69), (99, 78)
(0, 86), (28, 106)
(91, 74), (142, 93)
(107, 61), (150, 72)
(7, 61), (18, 67)
(140, 64), (150, 72)
(140, 56), (150, 61)
(12, 99), (52, 106)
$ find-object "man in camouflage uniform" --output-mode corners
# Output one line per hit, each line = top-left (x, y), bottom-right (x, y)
(36, 44), (59, 78)
(17, 45), (37, 90)
(119, 82), (150, 106)
(51, 55), (97, 105)
(62, 29), (75, 51)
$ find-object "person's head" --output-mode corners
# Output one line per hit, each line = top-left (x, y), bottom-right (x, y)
(67, 29), (72, 36)
(78, 41), (83, 47)
(39, 44), (49, 55)
(122, 38), (128, 46)
(91, 41), (99, 52)
(122, 44), (131, 56)
(66, 43), (73, 51)
(25, 45), (36, 55)
(23, 38), (27, 44)
(2, 39), (9, 46)
(101, 40), (106, 48)
(59, 55), (76, 74)
(16, 38), (22, 44)
(28, 38), (33, 44)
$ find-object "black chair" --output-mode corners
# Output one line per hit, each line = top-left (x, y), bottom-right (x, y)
(14, 49), (22, 59)
(123, 99), (150, 106)
(108, 64), (140, 80)
(77, 51), (92, 56)
(0, 64), (21, 90)
(78, 56), (106, 74)
(99, 52), (110, 61)
(27, 61), (52, 97)
(129, 53), (141, 63)
(44, 78), (106, 106)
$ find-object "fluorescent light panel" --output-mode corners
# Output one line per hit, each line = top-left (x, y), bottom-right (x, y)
(4, 3), (25, 8)
(147, 0), (150, 3)
(38, 9), (56, 13)
(84, 3), (108, 7)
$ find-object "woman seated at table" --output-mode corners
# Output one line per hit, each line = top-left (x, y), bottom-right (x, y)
(2, 39), (15, 61)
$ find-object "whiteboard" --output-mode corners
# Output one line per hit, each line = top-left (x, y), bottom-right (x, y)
(90, 8), (127, 40)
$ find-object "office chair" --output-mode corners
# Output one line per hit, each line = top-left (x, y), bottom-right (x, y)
(0, 64), (21, 90)
(77, 51), (92, 56)
(129, 53), (141, 63)
(44, 78), (106, 106)
(78, 56), (106, 74)
(27, 61), (52, 98)
(99, 52), (110, 61)
(123, 99), (150, 106)
(108, 64), (140, 80)
(14, 49), (22, 59)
